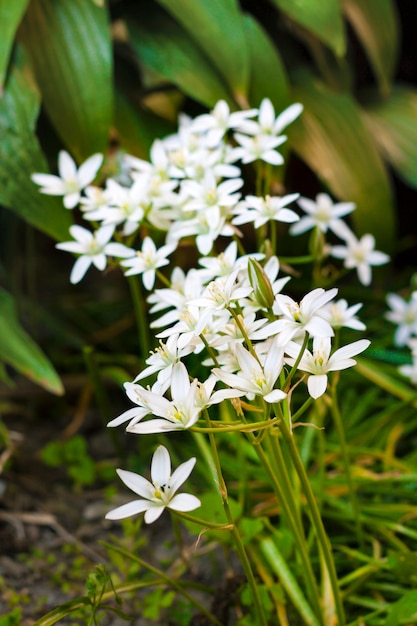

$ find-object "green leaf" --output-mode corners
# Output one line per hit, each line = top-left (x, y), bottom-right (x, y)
(260, 538), (321, 626)
(154, 0), (249, 103)
(362, 86), (417, 189)
(343, 0), (399, 96)
(0, 48), (71, 241)
(126, 5), (233, 108)
(0, 288), (64, 395)
(268, 0), (346, 57)
(385, 590), (417, 626)
(114, 91), (174, 159)
(243, 14), (290, 111)
(19, 0), (113, 161)
(0, 0), (30, 92)
(289, 70), (396, 250)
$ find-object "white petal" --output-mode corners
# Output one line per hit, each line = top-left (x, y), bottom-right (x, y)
(105, 499), (150, 520)
(78, 153), (103, 187)
(144, 504), (165, 524)
(169, 457), (196, 494)
(70, 256), (91, 284)
(116, 468), (154, 499)
(307, 374), (328, 399)
(264, 389), (287, 403)
(59, 150), (77, 180)
(168, 493), (201, 512)
(151, 446), (171, 485)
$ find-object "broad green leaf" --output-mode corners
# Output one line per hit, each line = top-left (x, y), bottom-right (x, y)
(126, 5), (233, 108)
(289, 70), (396, 250)
(19, 0), (113, 161)
(343, 0), (399, 96)
(0, 48), (71, 241)
(154, 0), (249, 103)
(0, 288), (64, 395)
(268, 0), (346, 57)
(0, 0), (30, 92)
(114, 91), (174, 159)
(362, 86), (417, 189)
(243, 14), (290, 112)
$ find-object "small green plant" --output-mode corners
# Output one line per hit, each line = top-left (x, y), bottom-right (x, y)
(40, 435), (95, 488)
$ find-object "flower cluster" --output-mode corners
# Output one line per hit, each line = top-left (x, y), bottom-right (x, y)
(32, 97), (377, 523)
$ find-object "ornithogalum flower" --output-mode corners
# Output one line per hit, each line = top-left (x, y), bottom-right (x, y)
(56, 224), (134, 284)
(330, 232), (389, 286)
(32, 151), (103, 209)
(212, 341), (287, 403)
(122, 237), (176, 290)
(106, 445), (200, 524)
(284, 336), (370, 399)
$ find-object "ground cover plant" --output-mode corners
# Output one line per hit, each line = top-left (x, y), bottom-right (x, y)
(1, 1), (417, 625)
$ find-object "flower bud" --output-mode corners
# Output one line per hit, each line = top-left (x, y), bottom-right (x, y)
(248, 258), (274, 309)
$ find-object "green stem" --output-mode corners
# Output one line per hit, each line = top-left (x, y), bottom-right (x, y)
(330, 384), (364, 548)
(173, 510), (233, 530)
(203, 410), (268, 626)
(127, 276), (150, 357)
(283, 332), (310, 391)
(278, 417), (346, 625)
(102, 542), (223, 625)
(264, 430), (323, 621)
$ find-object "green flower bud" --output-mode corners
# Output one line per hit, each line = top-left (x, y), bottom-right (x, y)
(248, 258), (274, 309)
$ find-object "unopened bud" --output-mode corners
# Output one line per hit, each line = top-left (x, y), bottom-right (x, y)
(248, 258), (274, 309)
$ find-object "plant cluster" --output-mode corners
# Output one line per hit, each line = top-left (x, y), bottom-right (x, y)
(28, 98), (417, 626)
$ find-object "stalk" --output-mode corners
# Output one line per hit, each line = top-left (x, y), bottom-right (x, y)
(278, 416), (346, 625)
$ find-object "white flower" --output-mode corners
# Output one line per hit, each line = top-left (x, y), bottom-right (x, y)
(191, 100), (257, 146)
(253, 288), (338, 345)
(386, 292), (417, 346)
(56, 224), (134, 284)
(212, 341), (287, 403)
(32, 151), (103, 209)
(289, 193), (355, 236)
(126, 362), (202, 434)
(285, 336), (370, 398)
(106, 445), (200, 524)
(122, 237), (176, 290)
(232, 133), (286, 165)
(181, 170), (243, 214)
(319, 299), (366, 331)
(133, 334), (193, 388)
(330, 232), (389, 286)
(237, 99), (303, 137)
(232, 193), (300, 228)
(190, 268), (252, 310)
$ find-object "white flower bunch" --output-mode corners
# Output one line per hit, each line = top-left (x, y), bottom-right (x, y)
(32, 97), (379, 525)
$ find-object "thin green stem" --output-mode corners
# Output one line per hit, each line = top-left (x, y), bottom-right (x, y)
(102, 542), (223, 625)
(330, 384), (364, 548)
(127, 276), (150, 357)
(278, 417), (346, 625)
(284, 332), (310, 391)
(203, 410), (268, 626)
(264, 430), (323, 621)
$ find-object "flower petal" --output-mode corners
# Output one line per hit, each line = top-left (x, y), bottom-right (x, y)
(151, 446), (171, 485)
(168, 493), (201, 512)
(105, 499), (150, 520)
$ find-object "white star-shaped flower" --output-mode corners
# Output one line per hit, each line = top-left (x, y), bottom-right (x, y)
(289, 193), (355, 236)
(56, 224), (134, 284)
(106, 445), (200, 524)
(122, 237), (176, 290)
(330, 232), (389, 286)
(32, 150), (103, 209)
